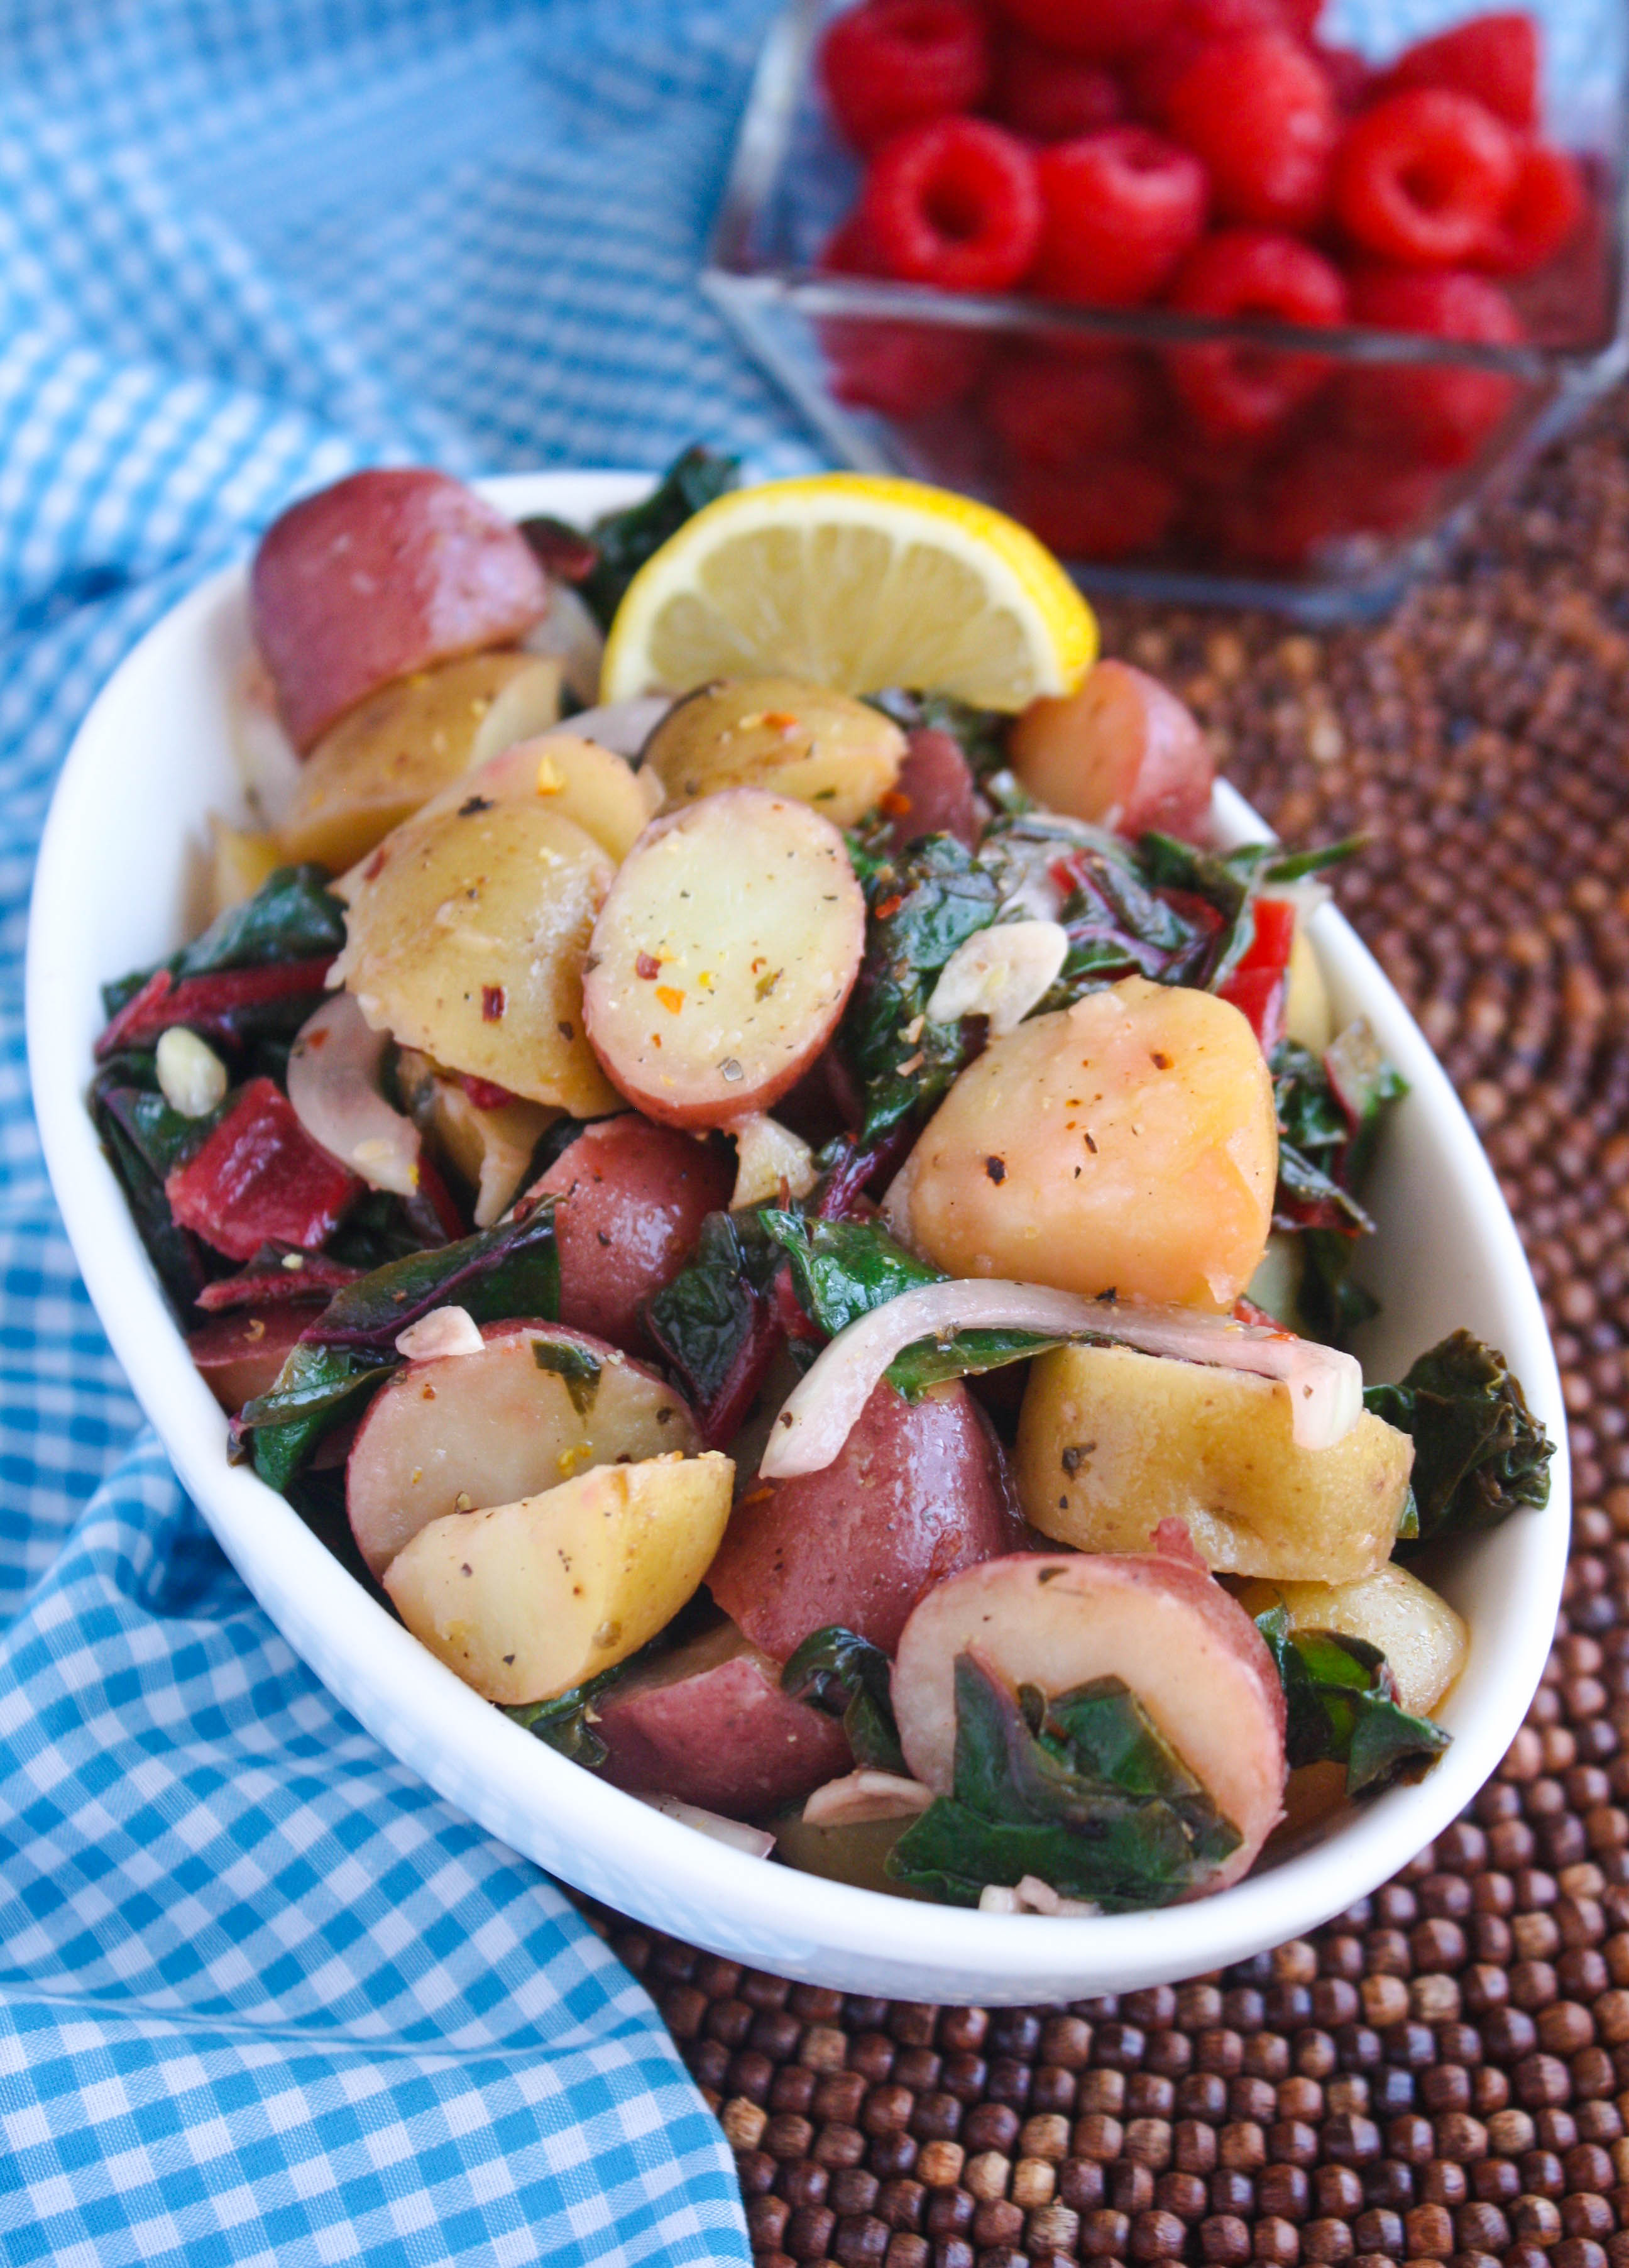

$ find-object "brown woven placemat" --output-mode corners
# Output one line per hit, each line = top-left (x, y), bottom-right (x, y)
(596, 397), (1629, 2268)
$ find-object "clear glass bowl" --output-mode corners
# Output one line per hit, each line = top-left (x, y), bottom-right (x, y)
(703, 0), (1629, 615)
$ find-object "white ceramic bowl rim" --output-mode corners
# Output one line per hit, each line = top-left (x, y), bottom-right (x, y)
(25, 471), (1569, 2001)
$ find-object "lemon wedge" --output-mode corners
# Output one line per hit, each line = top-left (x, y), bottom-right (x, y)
(600, 473), (1097, 712)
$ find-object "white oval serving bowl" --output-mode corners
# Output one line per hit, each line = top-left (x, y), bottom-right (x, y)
(28, 470), (1569, 2002)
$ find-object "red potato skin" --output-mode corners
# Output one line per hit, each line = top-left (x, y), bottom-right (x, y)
(529, 1115), (735, 1353)
(250, 469), (549, 751)
(888, 729), (980, 852)
(1008, 660), (1214, 843)
(189, 1302), (322, 1413)
(706, 1380), (1026, 1660)
(596, 1621), (852, 1821)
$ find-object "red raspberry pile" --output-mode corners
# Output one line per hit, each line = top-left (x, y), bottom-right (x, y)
(814, 2), (1589, 570)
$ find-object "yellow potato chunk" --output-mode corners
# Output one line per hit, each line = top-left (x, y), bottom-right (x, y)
(1016, 1341), (1413, 1583)
(402, 729), (661, 867)
(332, 798), (620, 1114)
(895, 976), (1276, 1309)
(280, 651), (562, 873)
(642, 677), (905, 827)
(205, 814), (284, 920)
(383, 1450), (733, 1705)
(1284, 919), (1333, 1052)
(1237, 1566), (1467, 1716)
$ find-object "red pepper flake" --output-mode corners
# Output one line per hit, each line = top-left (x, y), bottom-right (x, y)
(457, 1072), (518, 1111)
(363, 847), (389, 881)
(879, 790), (913, 818)
(655, 986), (685, 1015)
(874, 894), (903, 922)
(481, 984), (506, 1023)
(635, 952), (662, 981)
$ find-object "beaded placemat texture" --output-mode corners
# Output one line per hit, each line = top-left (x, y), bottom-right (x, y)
(594, 396), (1629, 2268)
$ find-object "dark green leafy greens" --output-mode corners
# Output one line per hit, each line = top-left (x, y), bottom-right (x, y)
(503, 1663), (627, 1769)
(888, 1653), (1240, 1908)
(1255, 1606), (1449, 1795)
(236, 1343), (396, 1493)
(867, 690), (1010, 782)
(1268, 1026), (1407, 1344)
(1364, 1329), (1554, 1543)
(89, 1070), (214, 1316)
(843, 833), (1002, 1140)
(101, 865), (346, 1018)
(530, 1333), (601, 1416)
(781, 1625), (908, 1775)
(642, 1206), (789, 1443)
(302, 1203), (559, 1353)
(556, 447), (739, 632)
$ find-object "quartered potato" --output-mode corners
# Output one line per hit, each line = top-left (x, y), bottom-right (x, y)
(1283, 916), (1334, 1052)
(891, 976), (1277, 1309)
(893, 1551), (1287, 1892)
(383, 1450), (735, 1705)
(1016, 1342), (1413, 1583)
(347, 1319), (698, 1577)
(393, 1049), (556, 1228)
(205, 813), (284, 920)
(581, 786), (867, 1128)
(279, 652), (563, 873)
(1236, 1566), (1468, 1715)
(642, 678), (905, 826)
(332, 797), (620, 1113)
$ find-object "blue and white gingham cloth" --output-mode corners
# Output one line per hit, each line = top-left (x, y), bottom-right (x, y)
(0, 4), (828, 2258)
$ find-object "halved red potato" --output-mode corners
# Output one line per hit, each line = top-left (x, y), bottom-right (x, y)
(189, 1303), (321, 1412)
(706, 1379), (1023, 1659)
(530, 1115), (735, 1352)
(279, 652), (562, 873)
(332, 798), (620, 1115)
(1007, 660), (1213, 842)
(346, 1320), (698, 1577)
(581, 787), (866, 1129)
(888, 976), (1276, 1311)
(893, 1551), (1286, 1893)
(383, 1450), (733, 1705)
(595, 1619), (852, 1819)
(251, 469), (549, 751)
(888, 728), (980, 852)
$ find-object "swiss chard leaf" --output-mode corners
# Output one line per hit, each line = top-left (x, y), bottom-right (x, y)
(642, 1206), (787, 1444)
(886, 1327), (1062, 1400)
(573, 446), (738, 630)
(90, 1084), (213, 1318)
(503, 1662), (627, 1770)
(887, 1653), (1240, 1909)
(530, 1333), (601, 1416)
(781, 1625), (907, 1775)
(101, 865), (346, 1018)
(842, 834), (1001, 1139)
(1325, 1020), (1408, 1186)
(301, 1203), (559, 1353)
(1364, 1329), (1553, 1542)
(1255, 1606), (1449, 1795)
(760, 1211), (940, 1336)
(238, 1342), (395, 1494)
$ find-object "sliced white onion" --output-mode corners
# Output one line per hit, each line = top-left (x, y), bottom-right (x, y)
(394, 1306), (486, 1362)
(287, 990), (422, 1197)
(523, 580), (605, 707)
(637, 1795), (776, 1858)
(543, 695), (671, 761)
(729, 1113), (817, 1212)
(925, 919), (1068, 1037)
(801, 1771), (935, 1827)
(760, 1281), (1362, 1479)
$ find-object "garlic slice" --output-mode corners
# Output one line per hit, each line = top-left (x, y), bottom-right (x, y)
(925, 919), (1068, 1036)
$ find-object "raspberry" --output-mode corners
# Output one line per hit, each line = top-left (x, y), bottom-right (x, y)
(1378, 11), (1538, 131)
(1475, 139), (1585, 277)
(820, 0), (990, 153)
(1008, 454), (1179, 559)
(1333, 87), (1517, 267)
(1314, 42), (1374, 113)
(1033, 128), (1207, 306)
(1165, 228), (1347, 439)
(859, 118), (1043, 292)
(817, 215), (991, 416)
(1218, 434), (1444, 568)
(990, 33), (1125, 141)
(1164, 32), (1339, 229)
(992, 0), (1178, 63)
(984, 345), (1153, 466)
(1339, 266), (1523, 465)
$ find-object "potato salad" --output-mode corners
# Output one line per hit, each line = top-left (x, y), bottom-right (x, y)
(90, 453), (1554, 1914)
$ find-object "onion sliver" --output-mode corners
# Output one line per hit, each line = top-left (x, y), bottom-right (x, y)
(760, 1281), (1362, 1477)
(637, 1795), (775, 1858)
(287, 990), (421, 1197)
(802, 1770), (935, 1827)
(543, 695), (670, 760)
